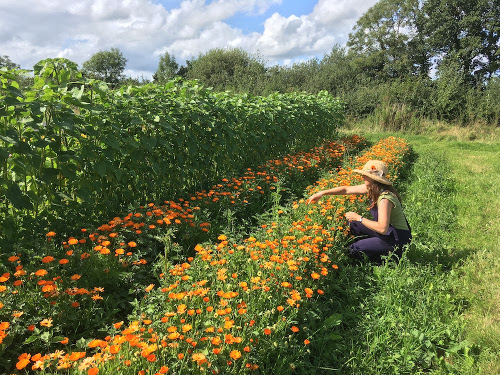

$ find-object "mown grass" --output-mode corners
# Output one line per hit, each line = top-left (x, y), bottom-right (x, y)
(321, 128), (499, 374)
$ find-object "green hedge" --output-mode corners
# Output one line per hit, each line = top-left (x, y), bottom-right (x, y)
(0, 59), (344, 247)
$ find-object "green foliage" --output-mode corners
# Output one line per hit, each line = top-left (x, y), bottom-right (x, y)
(0, 55), (20, 70)
(153, 51), (179, 84)
(82, 48), (127, 86)
(0, 65), (344, 247)
(423, 0), (500, 84)
(187, 48), (266, 94)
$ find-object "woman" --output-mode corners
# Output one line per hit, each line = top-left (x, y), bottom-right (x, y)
(308, 160), (412, 263)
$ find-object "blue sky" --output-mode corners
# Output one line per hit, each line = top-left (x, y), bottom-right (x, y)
(0, 0), (379, 79)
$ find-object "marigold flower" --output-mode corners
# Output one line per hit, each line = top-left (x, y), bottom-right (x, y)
(41, 256), (55, 264)
(40, 318), (53, 327)
(229, 350), (242, 360)
(87, 367), (99, 375)
(16, 358), (30, 370)
(70, 351), (86, 361)
(264, 328), (271, 335)
(192, 352), (207, 364)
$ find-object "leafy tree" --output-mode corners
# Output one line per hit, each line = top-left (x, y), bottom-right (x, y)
(423, 0), (500, 84)
(347, 0), (429, 79)
(187, 48), (266, 93)
(319, 45), (363, 95)
(153, 51), (179, 84)
(434, 53), (468, 120)
(0, 55), (20, 69)
(82, 48), (127, 86)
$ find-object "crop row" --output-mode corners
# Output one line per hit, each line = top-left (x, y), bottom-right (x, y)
(0, 134), (365, 373)
(0, 61), (344, 246)
(3, 136), (410, 374)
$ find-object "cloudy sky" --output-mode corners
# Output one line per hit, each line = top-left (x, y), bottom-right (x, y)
(1, 0), (378, 79)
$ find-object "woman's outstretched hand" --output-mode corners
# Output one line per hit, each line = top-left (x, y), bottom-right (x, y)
(307, 192), (323, 204)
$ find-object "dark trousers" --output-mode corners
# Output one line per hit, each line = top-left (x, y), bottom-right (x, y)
(348, 221), (412, 264)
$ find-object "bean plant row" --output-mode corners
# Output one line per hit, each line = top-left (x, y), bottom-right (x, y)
(0, 58), (344, 247)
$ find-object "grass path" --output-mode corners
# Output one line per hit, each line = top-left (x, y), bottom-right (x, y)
(410, 138), (500, 374)
(361, 133), (499, 374)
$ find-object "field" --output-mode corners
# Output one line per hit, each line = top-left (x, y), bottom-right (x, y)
(1, 66), (499, 374)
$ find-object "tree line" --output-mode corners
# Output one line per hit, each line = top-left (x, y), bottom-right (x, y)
(2, 0), (499, 127)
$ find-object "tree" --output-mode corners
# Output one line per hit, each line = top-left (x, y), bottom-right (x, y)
(153, 51), (179, 84)
(187, 48), (266, 93)
(347, 0), (429, 79)
(82, 48), (127, 86)
(0, 55), (20, 70)
(423, 0), (500, 84)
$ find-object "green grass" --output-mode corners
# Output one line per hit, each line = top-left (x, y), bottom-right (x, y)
(314, 128), (499, 374)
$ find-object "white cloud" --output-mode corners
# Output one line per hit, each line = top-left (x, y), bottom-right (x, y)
(0, 0), (377, 79)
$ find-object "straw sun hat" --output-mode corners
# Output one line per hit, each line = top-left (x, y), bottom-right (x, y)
(353, 160), (392, 185)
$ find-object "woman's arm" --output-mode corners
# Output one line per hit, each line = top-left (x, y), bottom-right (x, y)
(307, 184), (368, 204)
(345, 198), (393, 235)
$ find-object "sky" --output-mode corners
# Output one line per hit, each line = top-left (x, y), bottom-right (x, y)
(0, 0), (379, 79)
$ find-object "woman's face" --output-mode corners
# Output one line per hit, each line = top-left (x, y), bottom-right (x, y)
(363, 175), (373, 187)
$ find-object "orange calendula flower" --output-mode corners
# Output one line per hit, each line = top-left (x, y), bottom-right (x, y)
(229, 350), (242, 360)
(16, 358), (30, 370)
(264, 328), (271, 335)
(40, 318), (53, 327)
(41, 256), (55, 263)
(192, 352), (207, 365)
(46, 231), (56, 237)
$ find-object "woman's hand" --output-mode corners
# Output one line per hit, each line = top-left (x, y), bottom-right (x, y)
(345, 211), (362, 222)
(307, 192), (323, 204)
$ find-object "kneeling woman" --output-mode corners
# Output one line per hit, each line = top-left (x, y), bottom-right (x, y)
(308, 160), (412, 263)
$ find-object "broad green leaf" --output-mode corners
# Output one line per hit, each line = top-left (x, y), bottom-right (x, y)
(23, 334), (39, 345)
(5, 183), (33, 210)
(104, 134), (121, 150)
(323, 313), (342, 328)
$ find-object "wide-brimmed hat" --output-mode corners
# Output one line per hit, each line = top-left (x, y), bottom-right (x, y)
(353, 160), (392, 185)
